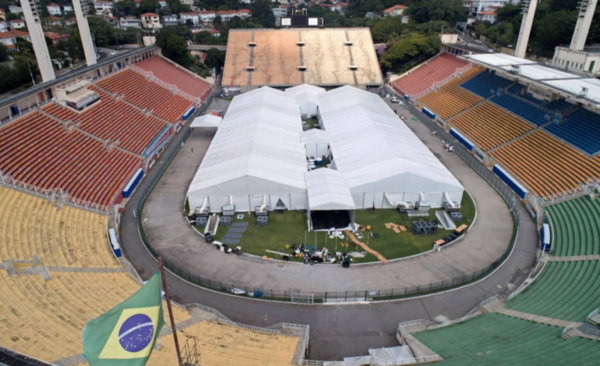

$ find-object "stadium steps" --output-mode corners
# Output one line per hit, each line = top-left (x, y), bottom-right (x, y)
(496, 308), (579, 328)
(546, 197), (600, 257)
(546, 255), (600, 262)
(486, 121), (551, 154)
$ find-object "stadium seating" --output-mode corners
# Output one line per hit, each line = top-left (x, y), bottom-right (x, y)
(461, 70), (513, 98)
(546, 99), (574, 113)
(0, 111), (142, 207)
(135, 56), (212, 100)
(490, 131), (600, 198)
(545, 108), (600, 155)
(546, 196), (600, 257)
(393, 53), (469, 96)
(149, 321), (298, 366)
(507, 261), (600, 322)
(96, 69), (192, 123)
(44, 87), (169, 155)
(418, 66), (484, 120)
(449, 102), (533, 151)
(491, 93), (551, 126)
(0, 187), (119, 268)
(413, 313), (600, 365)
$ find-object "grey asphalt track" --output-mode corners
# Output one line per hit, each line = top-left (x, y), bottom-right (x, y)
(119, 100), (538, 361)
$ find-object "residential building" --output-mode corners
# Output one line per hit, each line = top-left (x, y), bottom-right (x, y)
(0, 30), (31, 50)
(272, 7), (287, 18)
(63, 5), (73, 13)
(119, 16), (140, 28)
(45, 16), (63, 26)
(47, 3), (62, 16)
(44, 31), (69, 44)
(10, 19), (26, 29)
(383, 4), (407, 17)
(0, 22), (7, 32)
(0, 8), (5, 21)
(162, 14), (179, 26)
(476, 10), (497, 23)
(239, 0), (253, 3)
(64, 18), (77, 26)
(180, 12), (200, 25)
(180, 0), (194, 6)
(208, 29), (220, 37)
(463, 0), (516, 24)
(95, 1), (114, 15)
(199, 10), (216, 22)
(9, 5), (22, 14)
(239, 9), (251, 18)
(134, 0), (142, 7)
(140, 12), (162, 29)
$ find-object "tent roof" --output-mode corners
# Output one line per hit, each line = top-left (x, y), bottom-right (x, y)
(301, 128), (331, 144)
(285, 84), (326, 95)
(188, 87), (307, 194)
(317, 86), (462, 190)
(191, 114), (222, 128)
(305, 169), (355, 210)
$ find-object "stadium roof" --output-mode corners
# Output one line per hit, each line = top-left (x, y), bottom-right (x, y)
(463, 53), (600, 108)
(222, 28), (383, 88)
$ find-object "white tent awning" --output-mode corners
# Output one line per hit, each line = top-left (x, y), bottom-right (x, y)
(306, 169), (355, 211)
(191, 114), (222, 128)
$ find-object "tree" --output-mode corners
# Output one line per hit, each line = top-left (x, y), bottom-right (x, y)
(249, 0), (275, 28)
(0, 57), (39, 94)
(135, 0), (160, 16)
(0, 43), (8, 61)
(371, 16), (404, 43)
(115, 0), (136, 17)
(155, 26), (193, 67)
(380, 32), (441, 73)
(204, 47), (225, 73)
(407, 0), (467, 24)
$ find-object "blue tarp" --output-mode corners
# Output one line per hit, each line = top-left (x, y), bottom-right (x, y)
(183, 105), (195, 120)
(493, 165), (528, 199)
(449, 128), (474, 151)
(123, 168), (143, 198)
(422, 107), (436, 120)
(109, 228), (122, 258)
(541, 223), (551, 252)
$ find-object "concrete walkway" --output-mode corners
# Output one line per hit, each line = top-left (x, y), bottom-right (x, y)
(119, 101), (538, 360)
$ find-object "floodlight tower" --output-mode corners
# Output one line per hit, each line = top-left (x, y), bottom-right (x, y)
(514, 0), (538, 59)
(19, 0), (55, 82)
(570, 0), (598, 51)
(72, 0), (97, 66)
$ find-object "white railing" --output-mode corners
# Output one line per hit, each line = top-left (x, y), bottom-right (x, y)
(538, 178), (600, 206)
(0, 170), (111, 215)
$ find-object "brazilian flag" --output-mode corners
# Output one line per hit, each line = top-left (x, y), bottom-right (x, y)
(82, 271), (165, 366)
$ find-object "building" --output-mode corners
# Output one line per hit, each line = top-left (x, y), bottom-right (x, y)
(0, 30), (31, 50)
(162, 14), (179, 26)
(207, 29), (220, 37)
(272, 6), (287, 17)
(45, 16), (63, 26)
(47, 3), (62, 16)
(187, 85), (463, 225)
(383, 4), (407, 17)
(0, 22), (7, 33)
(64, 18), (77, 26)
(8, 5), (22, 14)
(199, 10), (216, 22)
(463, 0), (515, 24)
(239, 9), (251, 18)
(180, 12), (200, 25)
(0, 8), (5, 21)
(158, 0), (167, 7)
(44, 31), (69, 44)
(10, 19), (26, 29)
(119, 16), (140, 29)
(140, 12), (162, 30)
(95, 1), (114, 15)
(180, 0), (194, 6)
(223, 28), (383, 91)
(476, 10), (497, 23)
(63, 5), (73, 13)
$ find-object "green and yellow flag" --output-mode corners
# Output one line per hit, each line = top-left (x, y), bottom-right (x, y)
(82, 271), (165, 366)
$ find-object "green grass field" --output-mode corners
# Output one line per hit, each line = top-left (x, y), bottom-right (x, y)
(204, 192), (475, 263)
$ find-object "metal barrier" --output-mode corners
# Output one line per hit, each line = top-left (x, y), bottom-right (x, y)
(133, 89), (521, 304)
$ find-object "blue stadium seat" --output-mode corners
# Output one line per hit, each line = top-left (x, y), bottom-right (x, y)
(491, 94), (550, 126)
(461, 70), (513, 98)
(544, 108), (600, 155)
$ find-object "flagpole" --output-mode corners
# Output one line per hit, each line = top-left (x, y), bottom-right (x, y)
(158, 257), (183, 366)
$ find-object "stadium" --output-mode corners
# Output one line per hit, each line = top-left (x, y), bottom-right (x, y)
(0, 0), (599, 365)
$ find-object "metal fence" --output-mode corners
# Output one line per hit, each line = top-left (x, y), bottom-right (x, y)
(131, 89), (522, 303)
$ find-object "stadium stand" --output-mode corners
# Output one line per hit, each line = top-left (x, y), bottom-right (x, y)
(0, 187), (119, 268)
(418, 66), (484, 120)
(135, 56), (212, 100)
(546, 196), (600, 256)
(43, 87), (169, 155)
(491, 93), (551, 126)
(252, 30), (303, 86)
(490, 131), (600, 198)
(545, 108), (600, 155)
(393, 53), (469, 97)
(546, 99), (574, 113)
(96, 69), (192, 123)
(461, 69), (513, 98)
(413, 313), (600, 365)
(507, 261), (600, 322)
(448, 102), (533, 151)
(0, 111), (141, 207)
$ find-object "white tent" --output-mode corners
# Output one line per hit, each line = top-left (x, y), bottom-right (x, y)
(305, 169), (355, 211)
(190, 114), (222, 128)
(285, 84), (325, 117)
(318, 86), (464, 208)
(301, 129), (331, 159)
(187, 87), (308, 212)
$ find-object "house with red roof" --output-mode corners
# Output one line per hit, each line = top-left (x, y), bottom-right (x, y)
(383, 4), (407, 17)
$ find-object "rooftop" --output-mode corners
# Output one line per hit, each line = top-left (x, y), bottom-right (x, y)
(384, 4), (408, 12)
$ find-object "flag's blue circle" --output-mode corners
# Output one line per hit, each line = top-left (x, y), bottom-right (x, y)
(118, 313), (154, 352)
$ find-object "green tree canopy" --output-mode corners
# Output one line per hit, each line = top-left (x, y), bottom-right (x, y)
(407, 0), (467, 24)
(380, 32), (441, 73)
(249, 0), (275, 28)
(155, 26), (193, 67)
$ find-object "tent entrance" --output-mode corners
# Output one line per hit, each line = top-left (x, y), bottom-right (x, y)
(310, 210), (352, 231)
